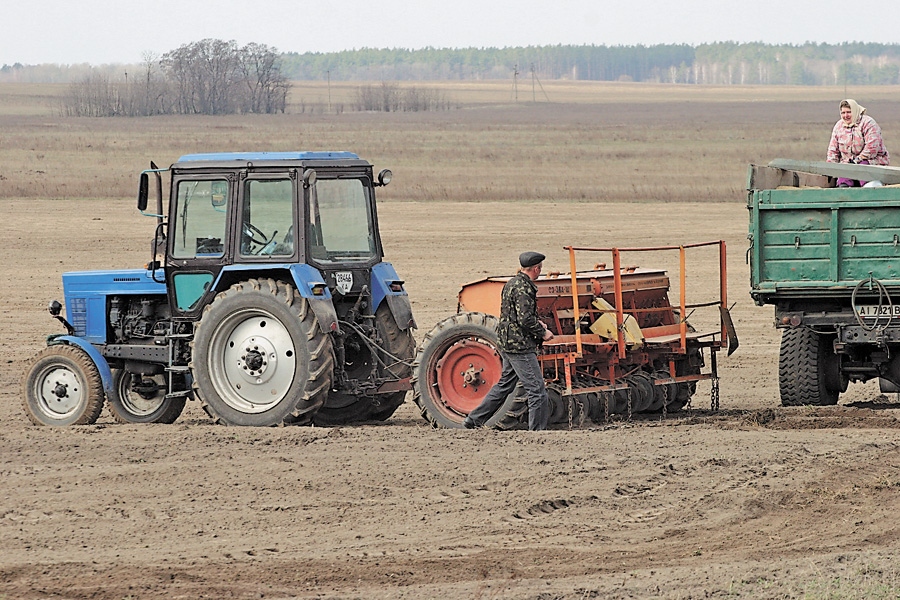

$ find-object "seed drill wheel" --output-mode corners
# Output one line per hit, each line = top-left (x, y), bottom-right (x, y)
(626, 371), (656, 413)
(313, 303), (415, 425)
(190, 279), (333, 426)
(652, 369), (681, 413)
(666, 354), (702, 412)
(779, 327), (844, 407)
(547, 385), (569, 425)
(107, 370), (186, 424)
(22, 345), (104, 426)
(411, 312), (526, 429)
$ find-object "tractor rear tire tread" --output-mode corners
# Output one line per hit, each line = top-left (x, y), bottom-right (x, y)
(313, 303), (415, 425)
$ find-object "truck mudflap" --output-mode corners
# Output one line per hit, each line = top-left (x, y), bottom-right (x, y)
(48, 335), (115, 397)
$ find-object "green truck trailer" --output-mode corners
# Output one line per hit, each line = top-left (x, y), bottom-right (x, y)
(748, 159), (900, 405)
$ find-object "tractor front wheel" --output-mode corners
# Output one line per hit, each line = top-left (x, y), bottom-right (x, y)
(22, 345), (105, 426)
(190, 279), (333, 426)
(107, 370), (186, 424)
(411, 312), (526, 429)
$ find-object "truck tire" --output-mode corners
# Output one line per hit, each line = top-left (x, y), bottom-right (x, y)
(411, 312), (526, 429)
(778, 327), (840, 406)
(22, 345), (105, 426)
(107, 370), (186, 424)
(190, 279), (333, 426)
(313, 303), (415, 425)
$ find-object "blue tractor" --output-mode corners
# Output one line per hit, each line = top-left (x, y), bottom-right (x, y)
(23, 152), (416, 427)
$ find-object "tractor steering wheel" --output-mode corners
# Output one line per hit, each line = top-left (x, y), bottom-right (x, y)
(243, 222), (269, 246)
(242, 223), (278, 255)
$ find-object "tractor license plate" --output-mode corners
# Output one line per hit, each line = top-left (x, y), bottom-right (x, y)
(855, 305), (900, 319)
(334, 271), (353, 294)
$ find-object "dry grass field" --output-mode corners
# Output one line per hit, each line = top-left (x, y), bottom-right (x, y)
(4, 81), (900, 203)
(2, 81), (900, 599)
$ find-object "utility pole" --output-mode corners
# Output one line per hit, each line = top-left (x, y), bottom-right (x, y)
(327, 70), (332, 113)
(512, 63), (519, 102)
(530, 63), (551, 103)
(531, 64), (535, 102)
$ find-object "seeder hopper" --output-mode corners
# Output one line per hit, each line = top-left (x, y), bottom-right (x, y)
(412, 242), (738, 429)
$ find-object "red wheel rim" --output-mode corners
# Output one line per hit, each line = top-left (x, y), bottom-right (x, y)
(431, 338), (502, 416)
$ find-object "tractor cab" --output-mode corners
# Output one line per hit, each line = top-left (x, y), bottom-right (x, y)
(138, 152), (393, 318)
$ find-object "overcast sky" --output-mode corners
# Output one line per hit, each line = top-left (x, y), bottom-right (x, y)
(5, 0), (900, 66)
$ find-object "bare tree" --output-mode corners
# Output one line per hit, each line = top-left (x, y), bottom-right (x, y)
(355, 82), (452, 112)
(60, 72), (121, 116)
(161, 39), (241, 115)
(134, 51), (168, 116)
(61, 38), (290, 117)
(237, 43), (289, 113)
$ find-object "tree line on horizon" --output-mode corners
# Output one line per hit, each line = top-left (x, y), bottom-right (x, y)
(6, 41), (900, 91)
(278, 42), (900, 85)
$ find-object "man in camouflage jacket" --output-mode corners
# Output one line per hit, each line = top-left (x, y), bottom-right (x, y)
(464, 251), (554, 430)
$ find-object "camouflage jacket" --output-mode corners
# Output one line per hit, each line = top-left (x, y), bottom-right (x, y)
(496, 271), (545, 354)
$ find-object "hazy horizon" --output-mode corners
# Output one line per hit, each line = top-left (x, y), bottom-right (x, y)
(5, 0), (900, 67)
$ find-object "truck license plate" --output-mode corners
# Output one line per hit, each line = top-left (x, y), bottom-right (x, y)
(855, 305), (900, 319)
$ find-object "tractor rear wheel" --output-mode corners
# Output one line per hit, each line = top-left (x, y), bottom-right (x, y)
(107, 370), (186, 424)
(779, 327), (842, 406)
(411, 312), (526, 429)
(313, 303), (415, 425)
(22, 345), (105, 426)
(190, 279), (333, 426)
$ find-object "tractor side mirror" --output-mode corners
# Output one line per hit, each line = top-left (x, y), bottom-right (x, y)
(210, 180), (228, 207)
(303, 169), (317, 189)
(376, 169), (392, 187)
(138, 172), (149, 211)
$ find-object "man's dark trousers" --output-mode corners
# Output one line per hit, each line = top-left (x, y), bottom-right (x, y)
(464, 352), (549, 431)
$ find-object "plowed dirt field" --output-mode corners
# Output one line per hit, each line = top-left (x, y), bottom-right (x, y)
(3, 198), (900, 599)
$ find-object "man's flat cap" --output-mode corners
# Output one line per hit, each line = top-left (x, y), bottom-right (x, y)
(519, 251), (545, 268)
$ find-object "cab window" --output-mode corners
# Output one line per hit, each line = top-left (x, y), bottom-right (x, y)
(240, 179), (295, 257)
(172, 179), (228, 259)
(308, 178), (377, 264)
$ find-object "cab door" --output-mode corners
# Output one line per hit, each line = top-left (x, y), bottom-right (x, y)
(165, 173), (235, 317)
(235, 174), (298, 263)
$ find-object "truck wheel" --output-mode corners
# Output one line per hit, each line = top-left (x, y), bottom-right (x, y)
(313, 303), (415, 425)
(779, 327), (841, 406)
(22, 345), (105, 426)
(107, 370), (185, 424)
(411, 312), (526, 429)
(190, 279), (333, 426)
